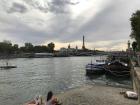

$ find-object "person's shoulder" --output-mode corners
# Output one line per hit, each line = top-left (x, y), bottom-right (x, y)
(46, 100), (52, 105)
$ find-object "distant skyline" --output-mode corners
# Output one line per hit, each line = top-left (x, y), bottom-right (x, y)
(0, 0), (140, 51)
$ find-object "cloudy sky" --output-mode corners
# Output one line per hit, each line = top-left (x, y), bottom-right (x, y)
(0, 0), (140, 50)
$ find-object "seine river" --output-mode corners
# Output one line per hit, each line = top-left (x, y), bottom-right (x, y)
(0, 56), (131, 105)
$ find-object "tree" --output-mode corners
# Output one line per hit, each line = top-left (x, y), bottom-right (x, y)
(34, 45), (48, 53)
(48, 42), (55, 53)
(130, 10), (140, 50)
(0, 40), (13, 54)
(20, 47), (26, 52)
(132, 41), (138, 51)
(24, 42), (34, 52)
(13, 44), (19, 53)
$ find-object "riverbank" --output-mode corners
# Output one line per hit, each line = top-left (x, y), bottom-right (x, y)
(56, 84), (138, 105)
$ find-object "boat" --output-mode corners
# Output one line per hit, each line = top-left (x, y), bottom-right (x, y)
(0, 65), (17, 69)
(104, 60), (130, 77)
(0, 60), (17, 69)
(85, 60), (106, 75)
(96, 59), (107, 64)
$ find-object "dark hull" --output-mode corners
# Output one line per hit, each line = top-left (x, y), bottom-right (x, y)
(85, 63), (106, 75)
(105, 69), (130, 78)
(86, 68), (105, 75)
(0, 66), (17, 69)
(104, 61), (130, 77)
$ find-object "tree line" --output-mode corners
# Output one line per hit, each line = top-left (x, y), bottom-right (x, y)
(130, 10), (140, 51)
(0, 40), (55, 55)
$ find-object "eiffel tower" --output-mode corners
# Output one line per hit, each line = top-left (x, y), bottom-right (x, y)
(82, 35), (86, 50)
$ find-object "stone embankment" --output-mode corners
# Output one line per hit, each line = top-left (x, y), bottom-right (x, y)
(131, 66), (140, 105)
(56, 58), (140, 105)
(57, 84), (137, 105)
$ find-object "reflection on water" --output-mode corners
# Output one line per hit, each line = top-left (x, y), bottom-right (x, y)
(86, 74), (132, 88)
(0, 56), (132, 105)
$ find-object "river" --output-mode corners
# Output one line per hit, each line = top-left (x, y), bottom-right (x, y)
(0, 56), (132, 105)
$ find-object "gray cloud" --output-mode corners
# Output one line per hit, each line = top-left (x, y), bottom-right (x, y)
(0, 17), (48, 44)
(0, 0), (140, 50)
(58, 0), (140, 42)
(7, 2), (28, 13)
(23, 0), (49, 13)
(23, 0), (79, 13)
(48, 0), (79, 13)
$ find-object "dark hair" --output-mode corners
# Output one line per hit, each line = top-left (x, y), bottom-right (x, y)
(47, 91), (53, 101)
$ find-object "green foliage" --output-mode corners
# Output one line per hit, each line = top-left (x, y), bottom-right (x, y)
(130, 10), (140, 50)
(119, 57), (130, 64)
(13, 44), (18, 50)
(0, 40), (55, 54)
(24, 42), (34, 52)
(0, 40), (13, 54)
(48, 42), (55, 53)
(33, 45), (48, 53)
(132, 41), (138, 51)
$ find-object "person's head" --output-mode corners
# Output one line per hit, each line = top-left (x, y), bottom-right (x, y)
(47, 91), (53, 101)
(34, 95), (39, 101)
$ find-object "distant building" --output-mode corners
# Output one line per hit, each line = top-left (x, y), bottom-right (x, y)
(128, 40), (130, 49)
(34, 53), (53, 58)
(76, 45), (78, 52)
(68, 44), (71, 49)
(58, 48), (69, 56)
(57, 45), (79, 56)
(82, 35), (86, 50)
(126, 40), (133, 54)
(56, 36), (96, 56)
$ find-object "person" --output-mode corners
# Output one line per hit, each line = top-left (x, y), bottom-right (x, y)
(27, 95), (39, 105)
(27, 95), (42, 105)
(38, 95), (43, 105)
(45, 91), (58, 105)
(34, 95), (40, 105)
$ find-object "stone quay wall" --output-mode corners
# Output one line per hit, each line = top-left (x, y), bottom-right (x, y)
(131, 67), (140, 105)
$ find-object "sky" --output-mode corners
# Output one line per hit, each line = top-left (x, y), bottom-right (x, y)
(0, 0), (140, 51)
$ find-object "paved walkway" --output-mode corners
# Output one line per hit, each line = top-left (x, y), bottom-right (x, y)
(57, 84), (138, 105)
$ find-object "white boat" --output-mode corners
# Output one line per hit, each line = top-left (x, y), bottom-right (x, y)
(0, 60), (17, 69)
(95, 59), (107, 64)
(85, 60), (106, 75)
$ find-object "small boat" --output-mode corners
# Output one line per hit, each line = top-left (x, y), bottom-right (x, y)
(86, 63), (105, 74)
(0, 61), (17, 69)
(104, 60), (130, 77)
(85, 60), (106, 75)
(0, 65), (17, 69)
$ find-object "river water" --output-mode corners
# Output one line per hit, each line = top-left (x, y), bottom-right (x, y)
(0, 56), (132, 105)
